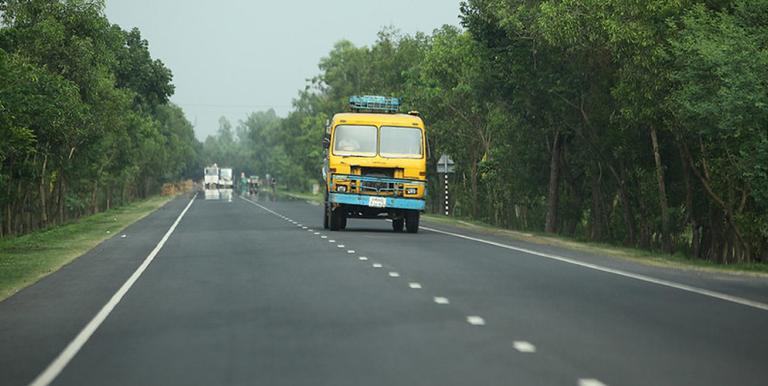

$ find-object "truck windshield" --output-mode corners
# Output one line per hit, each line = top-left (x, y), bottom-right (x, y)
(221, 169), (232, 179)
(205, 168), (218, 176)
(333, 125), (377, 157)
(380, 126), (423, 158)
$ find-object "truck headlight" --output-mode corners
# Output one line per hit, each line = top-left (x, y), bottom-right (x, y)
(337, 185), (347, 193)
(405, 187), (417, 195)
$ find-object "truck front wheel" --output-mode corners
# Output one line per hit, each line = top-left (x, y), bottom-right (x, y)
(392, 218), (404, 232)
(329, 208), (345, 231)
(405, 212), (420, 233)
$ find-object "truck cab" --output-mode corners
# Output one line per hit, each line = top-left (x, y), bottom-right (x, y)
(323, 96), (427, 233)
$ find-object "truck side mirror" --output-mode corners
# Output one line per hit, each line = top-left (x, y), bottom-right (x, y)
(322, 136), (331, 149)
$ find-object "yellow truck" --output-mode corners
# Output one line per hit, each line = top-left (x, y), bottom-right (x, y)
(323, 96), (427, 233)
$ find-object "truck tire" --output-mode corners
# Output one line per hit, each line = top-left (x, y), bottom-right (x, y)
(405, 211), (420, 233)
(323, 203), (330, 229)
(392, 218), (404, 232)
(329, 208), (345, 231)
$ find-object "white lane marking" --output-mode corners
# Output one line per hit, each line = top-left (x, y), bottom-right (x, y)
(321, 235), (328, 239)
(337, 244), (345, 248)
(30, 194), (197, 386)
(409, 282), (422, 289)
(513, 341), (536, 353)
(467, 316), (486, 326)
(579, 379), (607, 386)
(359, 256), (369, 261)
(314, 232), (320, 235)
(372, 263), (383, 268)
(329, 240), (335, 243)
(421, 225), (768, 312)
(388, 272), (400, 278)
(434, 297), (450, 304)
(302, 226), (308, 229)
(347, 250), (355, 254)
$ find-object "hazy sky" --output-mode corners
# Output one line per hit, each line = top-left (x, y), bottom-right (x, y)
(104, 0), (463, 140)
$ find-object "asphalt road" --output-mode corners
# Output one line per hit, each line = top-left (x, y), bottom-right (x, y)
(2, 191), (767, 386)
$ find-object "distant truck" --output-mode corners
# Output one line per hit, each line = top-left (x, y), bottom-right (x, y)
(322, 96), (427, 233)
(204, 164), (219, 189)
(219, 168), (233, 188)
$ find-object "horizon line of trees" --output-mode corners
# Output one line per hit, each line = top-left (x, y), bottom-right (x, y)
(1, 0), (202, 237)
(210, 0), (767, 264)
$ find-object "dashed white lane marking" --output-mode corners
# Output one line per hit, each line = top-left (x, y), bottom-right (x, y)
(388, 272), (400, 278)
(337, 244), (345, 248)
(409, 282), (422, 289)
(321, 235), (328, 239)
(347, 250), (355, 254)
(30, 194), (198, 386)
(314, 232), (320, 235)
(434, 297), (450, 305)
(302, 226), (308, 229)
(359, 256), (369, 261)
(420, 225), (768, 312)
(467, 316), (486, 326)
(579, 379), (607, 386)
(372, 263), (383, 268)
(328, 240), (335, 243)
(513, 341), (536, 353)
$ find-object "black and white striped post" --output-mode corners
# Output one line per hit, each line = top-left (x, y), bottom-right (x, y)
(444, 173), (449, 215)
(437, 154), (455, 216)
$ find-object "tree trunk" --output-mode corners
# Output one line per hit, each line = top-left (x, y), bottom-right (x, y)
(650, 127), (672, 253)
(545, 131), (561, 233)
(677, 142), (698, 257)
(682, 142), (750, 260)
(58, 169), (66, 224)
(39, 154), (49, 228)
(590, 168), (605, 241)
(469, 148), (479, 218)
(616, 168), (637, 245)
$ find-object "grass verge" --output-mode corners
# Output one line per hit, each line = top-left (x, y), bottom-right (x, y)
(279, 189), (322, 203)
(423, 213), (768, 276)
(280, 189), (767, 275)
(0, 195), (173, 301)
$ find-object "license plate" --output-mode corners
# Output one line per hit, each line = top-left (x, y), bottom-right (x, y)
(368, 196), (387, 208)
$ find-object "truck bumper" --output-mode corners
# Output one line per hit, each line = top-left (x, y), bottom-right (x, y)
(329, 193), (425, 211)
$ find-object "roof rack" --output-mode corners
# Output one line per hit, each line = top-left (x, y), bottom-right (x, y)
(349, 95), (401, 113)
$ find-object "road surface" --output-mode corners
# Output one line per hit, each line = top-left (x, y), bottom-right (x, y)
(1, 192), (767, 386)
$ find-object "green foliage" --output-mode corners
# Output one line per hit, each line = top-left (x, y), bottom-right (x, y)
(0, 0), (201, 237)
(226, 0), (768, 263)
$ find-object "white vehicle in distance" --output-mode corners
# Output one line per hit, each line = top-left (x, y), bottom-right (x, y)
(204, 164), (219, 189)
(219, 167), (234, 188)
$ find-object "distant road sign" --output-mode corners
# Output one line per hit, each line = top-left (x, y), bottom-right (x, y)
(437, 154), (455, 174)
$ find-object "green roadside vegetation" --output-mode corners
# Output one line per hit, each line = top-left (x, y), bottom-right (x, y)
(206, 1), (768, 267)
(281, 189), (767, 276)
(421, 214), (768, 276)
(280, 190), (322, 203)
(0, 195), (173, 302)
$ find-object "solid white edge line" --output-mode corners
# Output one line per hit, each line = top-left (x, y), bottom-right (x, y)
(420, 225), (768, 312)
(30, 193), (198, 386)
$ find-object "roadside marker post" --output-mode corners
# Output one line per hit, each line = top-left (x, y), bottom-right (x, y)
(437, 154), (455, 216)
